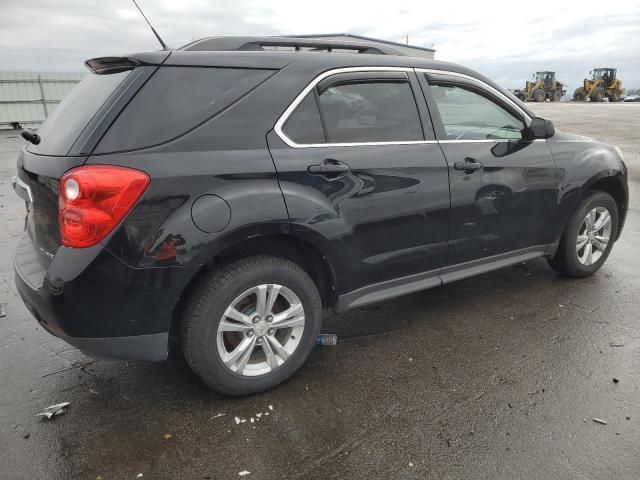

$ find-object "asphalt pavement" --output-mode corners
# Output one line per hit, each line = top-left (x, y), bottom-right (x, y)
(0, 103), (638, 479)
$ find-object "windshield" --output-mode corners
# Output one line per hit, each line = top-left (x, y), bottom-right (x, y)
(27, 71), (130, 156)
(592, 69), (610, 80)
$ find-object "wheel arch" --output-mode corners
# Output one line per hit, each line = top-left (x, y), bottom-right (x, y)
(168, 233), (339, 346)
(584, 174), (628, 240)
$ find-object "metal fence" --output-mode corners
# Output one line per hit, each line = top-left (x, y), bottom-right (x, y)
(0, 72), (85, 129)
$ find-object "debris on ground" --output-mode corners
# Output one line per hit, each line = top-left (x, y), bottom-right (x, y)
(210, 413), (225, 420)
(238, 471), (250, 476)
(136, 474), (143, 479)
(37, 402), (70, 420)
(268, 405), (274, 411)
(23, 432), (30, 439)
(0, 302), (6, 317)
(256, 413), (262, 418)
(593, 418), (608, 425)
(89, 388), (99, 395)
(234, 417), (241, 425)
(609, 342), (624, 347)
(164, 433), (172, 440)
(613, 378), (619, 383)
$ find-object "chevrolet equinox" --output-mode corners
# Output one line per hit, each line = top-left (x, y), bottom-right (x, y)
(13, 37), (628, 395)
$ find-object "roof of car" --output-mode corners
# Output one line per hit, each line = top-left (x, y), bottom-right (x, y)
(114, 41), (534, 119)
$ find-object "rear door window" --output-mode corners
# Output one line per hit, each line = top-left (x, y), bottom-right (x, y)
(96, 67), (274, 153)
(317, 80), (423, 143)
(27, 71), (126, 156)
(282, 92), (326, 144)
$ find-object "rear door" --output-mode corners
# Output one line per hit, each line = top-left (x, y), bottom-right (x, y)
(267, 68), (450, 300)
(418, 71), (558, 270)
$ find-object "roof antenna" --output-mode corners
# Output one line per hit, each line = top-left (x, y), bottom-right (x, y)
(131, 0), (168, 50)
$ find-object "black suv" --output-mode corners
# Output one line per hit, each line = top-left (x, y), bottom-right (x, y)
(13, 37), (628, 395)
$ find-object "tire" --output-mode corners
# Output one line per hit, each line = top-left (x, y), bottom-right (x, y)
(182, 255), (322, 395)
(533, 88), (545, 102)
(591, 87), (605, 102)
(573, 87), (585, 101)
(552, 90), (562, 102)
(609, 90), (621, 102)
(547, 191), (618, 278)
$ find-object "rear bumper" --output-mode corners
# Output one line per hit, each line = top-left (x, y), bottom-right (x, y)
(14, 232), (198, 361)
(52, 330), (169, 362)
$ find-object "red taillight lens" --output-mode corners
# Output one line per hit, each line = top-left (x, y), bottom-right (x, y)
(59, 165), (150, 248)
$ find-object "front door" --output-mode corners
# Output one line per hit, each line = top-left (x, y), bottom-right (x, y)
(268, 69), (450, 298)
(420, 72), (558, 268)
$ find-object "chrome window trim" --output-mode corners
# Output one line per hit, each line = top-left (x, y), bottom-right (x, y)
(416, 68), (531, 123)
(274, 66), (533, 149)
(274, 66), (435, 148)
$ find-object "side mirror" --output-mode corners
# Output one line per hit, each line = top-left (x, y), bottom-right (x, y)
(527, 117), (555, 139)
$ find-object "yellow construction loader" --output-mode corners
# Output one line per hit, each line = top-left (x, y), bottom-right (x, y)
(574, 68), (624, 102)
(515, 71), (566, 102)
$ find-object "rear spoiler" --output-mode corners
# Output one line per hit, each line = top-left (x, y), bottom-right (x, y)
(85, 51), (171, 74)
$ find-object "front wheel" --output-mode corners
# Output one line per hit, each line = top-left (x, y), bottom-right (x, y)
(547, 191), (618, 277)
(591, 87), (605, 102)
(182, 255), (322, 395)
(533, 88), (546, 102)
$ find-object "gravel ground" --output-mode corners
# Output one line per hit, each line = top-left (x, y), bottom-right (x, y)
(0, 102), (638, 479)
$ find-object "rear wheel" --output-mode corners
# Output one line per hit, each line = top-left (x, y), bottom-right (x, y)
(574, 87), (585, 101)
(533, 88), (545, 102)
(609, 90), (621, 102)
(547, 191), (618, 277)
(182, 255), (322, 395)
(591, 87), (605, 102)
(552, 90), (562, 102)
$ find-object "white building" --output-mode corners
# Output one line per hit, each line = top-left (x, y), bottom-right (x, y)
(0, 71), (84, 129)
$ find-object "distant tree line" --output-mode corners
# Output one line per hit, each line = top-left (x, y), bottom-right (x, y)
(626, 88), (640, 95)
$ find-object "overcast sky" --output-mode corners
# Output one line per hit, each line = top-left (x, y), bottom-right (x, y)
(1, 0), (639, 93)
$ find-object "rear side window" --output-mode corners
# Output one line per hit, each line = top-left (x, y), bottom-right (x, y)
(96, 67), (273, 153)
(282, 93), (325, 144)
(317, 81), (422, 143)
(27, 71), (126, 156)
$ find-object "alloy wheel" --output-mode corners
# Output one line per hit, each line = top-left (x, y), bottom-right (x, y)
(216, 284), (305, 376)
(576, 207), (612, 265)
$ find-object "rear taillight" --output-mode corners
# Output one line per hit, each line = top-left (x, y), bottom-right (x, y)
(59, 165), (150, 248)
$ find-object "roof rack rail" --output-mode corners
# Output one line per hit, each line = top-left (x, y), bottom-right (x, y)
(180, 36), (407, 56)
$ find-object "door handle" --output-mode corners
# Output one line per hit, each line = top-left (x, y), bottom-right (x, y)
(454, 158), (483, 173)
(308, 159), (351, 176)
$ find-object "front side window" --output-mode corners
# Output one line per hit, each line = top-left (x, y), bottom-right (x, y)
(317, 81), (423, 143)
(430, 83), (524, 140)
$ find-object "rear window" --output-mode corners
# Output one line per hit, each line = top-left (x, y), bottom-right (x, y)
(95, 67), (273, 153)
(27, 71), (128, 156)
